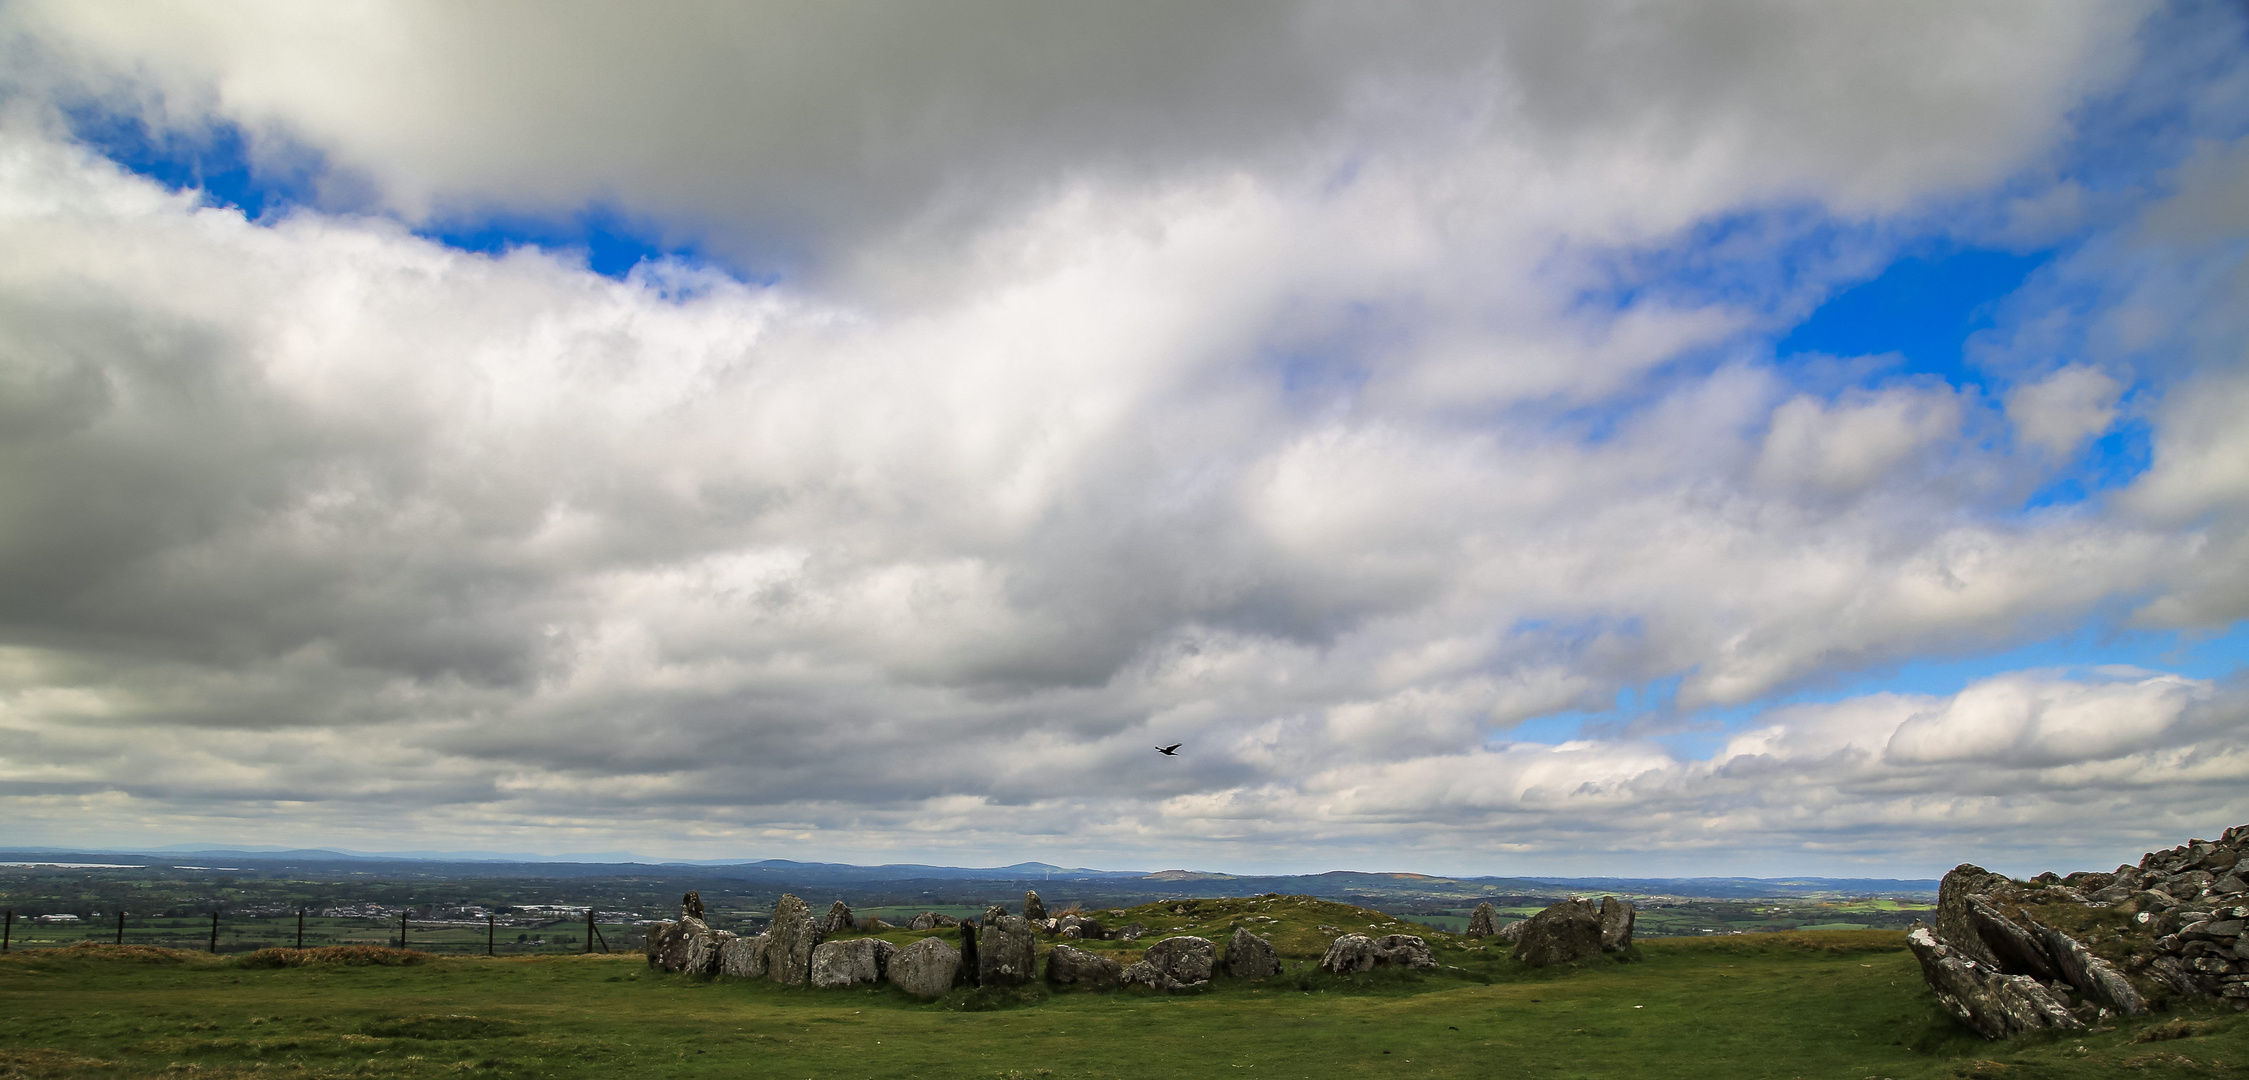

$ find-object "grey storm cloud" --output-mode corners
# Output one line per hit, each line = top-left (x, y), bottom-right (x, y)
(0, 0), (2243, 874)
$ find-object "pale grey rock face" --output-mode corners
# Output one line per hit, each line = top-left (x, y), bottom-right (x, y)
(1224, 926), (1281, 979)
(1058, 914), (1106, 940)
(1046, 943), (1123, 989)
(1112, 922), (1147, 942)
(1023, 891), (1047, 922)
(1908, 924), (2084, 1039)
(1496, 919), (1527, 944)
(2032, 921), (2143, 1016)
(1319, 933), (1380, 974)
(1466, 903), (1497, 937)
(765, 894), (823, 986)
(719, 933), (769, 978)
(908, 912), (939, 931)
(978, 913), (1038, 986)
(1599, 897), (1636, 951)
(1512, 900), (1605, 967)
(655, 915), (721, 973)
(821, 900), (856, 936)
(810, 936), (894, 988)
(887, 936), (961, 998)
(683, 926), (732, 975)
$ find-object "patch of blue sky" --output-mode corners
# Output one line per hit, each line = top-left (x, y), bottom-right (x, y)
(64, 104), (720, 283)
(2022, 418), (2155, 509)
(1501, 619), (2249, 759)
(1773, 244), (2049, 396)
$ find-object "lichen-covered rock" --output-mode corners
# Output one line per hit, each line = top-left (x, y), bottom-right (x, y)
(1374, 934), (1437, 969)
(1496, 919), (1527, 944)
(1466, 902), (1497, 937)
(680, 891), (705, 920)
(1023, 891), (1047, 922)
(1512, 899), (1605, 967)
(1319, 933), (1381, 974)
(887, 936), (961, 998)
(684, 926), (731, 975)
(1909, 924), (2083, 1039)
(1123, 935), (1215, 990)
(810, 936), (894, 988)
(1112, 922), (1147, 942)
(644, 920), (676, 967)
(653, 915), (723, 973)
(765, 894), (822, 985)
(719, 933), (768, 978)
(1058, 914), (1106, 940)
(979, 910), (1038, 986)
(821, 900), (856, 936)
(2031, 919), (2144, 1016)
(1224, 926), (1281, 979)
(1046, 943), (1123, 989)
(1599, 897), (1636, 951)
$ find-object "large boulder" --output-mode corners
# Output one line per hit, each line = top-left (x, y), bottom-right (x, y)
(1512, 899), (1606, 967)
(1058, 914), (1106, 940)
(1224, 927), (1282, 979)
(1317, 932), (1435, 973)
(765, 894), (823, 985)
(978, 908), (1038, 986)
(887, 936), (962, 998)
(810, 936), (894, 988)
(1599, 897), (1636, 951)
(1496, 919), (1527, 944)
(1046, 943), (1124, 989)
(820, 900), (856, 937)
(1466, 903), (1497, 937)
(643, 920), (675, 967)
(1023, 891), (1047, 922)
(1909, 924), (2083, 1039)
(719, 933), (769, 978)
(1123, 935), (1215, 991)
(651, 915), (724, 973)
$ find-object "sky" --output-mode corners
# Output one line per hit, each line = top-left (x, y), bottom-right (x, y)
(0, 1), (2246, 879)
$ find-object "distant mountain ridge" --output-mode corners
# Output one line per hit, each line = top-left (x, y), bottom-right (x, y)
(0, 845), (1938, 898)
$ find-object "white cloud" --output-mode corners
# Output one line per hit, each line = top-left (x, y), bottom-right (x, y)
(2007, 365), (2120, 455)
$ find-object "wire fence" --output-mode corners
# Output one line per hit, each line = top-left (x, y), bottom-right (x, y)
(0, 907), (652, 957)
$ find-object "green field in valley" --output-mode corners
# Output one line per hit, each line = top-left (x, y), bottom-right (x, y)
(2, 896), (2243, 1080)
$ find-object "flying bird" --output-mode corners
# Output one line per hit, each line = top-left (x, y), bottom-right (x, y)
(1155, 743), (1181, 756)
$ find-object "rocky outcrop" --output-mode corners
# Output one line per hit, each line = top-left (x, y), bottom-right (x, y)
(888, 936), (962, 998)
(1908, 924), (2082, 1039)
(1909, 827), (2249, 1035)
(906, 911), (960, 931)
(1112, 922), (1148, 942)
(1466, 902), (1497, 937)
(820, 900), (856, 937)
(1047, 943), (1124, 989)
(1512, 899), (1607, 967)
(719, 934), (768, 978)
(1496, 919), (1527, 944)
(1318, 932), (1437, 973)
(810, 936), (894, 988)
(765, 893), (823, 985)
(1123, 935), (1215, 991)
(1058, 914), (1106, 940)
(1023, 891), (1047, 922)
(1224, 926), (1281, 979)
(978, 907), (1038, 986)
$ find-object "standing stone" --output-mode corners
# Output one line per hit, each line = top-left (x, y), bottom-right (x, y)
(1023, 891), (1047, 922)
(719, 933), (769, 978)
(644, 921), (677, 967)
(810, 937), (895, 988)
(1512, 899), (1606, 967)
(959, 918), (980, 987)
(1046, 943), (1124, 989)
(888, 936), (962, 998)
(1467, 903), (1497, 937)
(681, 891), (706, 920)
(1599, 896), (1636, 951)
(978, 908), (1039, 986)
(765, 893), (823, 985)
(821, 900), (856, 936)
(1224, 926), (1281, 979)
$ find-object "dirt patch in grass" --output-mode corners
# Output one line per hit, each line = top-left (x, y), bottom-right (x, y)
(234, 945), (429, 968)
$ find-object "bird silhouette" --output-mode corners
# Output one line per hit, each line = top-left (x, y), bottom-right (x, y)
(1155, 743), (1181, 756)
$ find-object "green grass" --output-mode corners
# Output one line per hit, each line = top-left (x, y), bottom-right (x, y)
(3, 901), (2244, 1080)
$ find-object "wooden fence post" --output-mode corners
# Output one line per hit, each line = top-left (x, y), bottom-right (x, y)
(3, 909), (12, 952)
(584, 909), (592, 954)
(115, 910), (125, 946)
(296, 908), (305, 950)
(207, 909), (219, 954)
(487, 914), (495, 957)
(398, 911), (407, 950)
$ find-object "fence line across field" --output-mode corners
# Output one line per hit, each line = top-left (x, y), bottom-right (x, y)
(0, 906), (645, 956)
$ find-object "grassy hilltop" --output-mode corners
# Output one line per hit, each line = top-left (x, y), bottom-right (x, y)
(3, 894), (2244, 1080)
